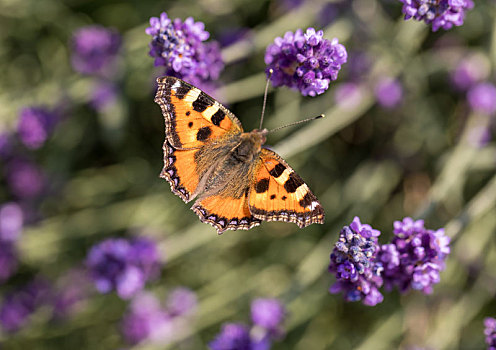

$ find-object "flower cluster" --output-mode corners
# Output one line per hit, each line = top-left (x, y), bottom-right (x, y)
(329, 217), (450, 305)
(17, 107), (58, 150)
(71, 25), (121, 75)
(209, 298), (286, 350)
(265, 28), (347, 96)
(0, 202), (24, 284)
(86, 237), (161, 299)
(328, 217), (384, 306)
(146, 12), (224, 85)
(467, 83), (496, 116)
(399, 0), (474, 32)
(121, 288), (197, 345)
(485, 317), (496, 350)
(374, 77), (403, 109)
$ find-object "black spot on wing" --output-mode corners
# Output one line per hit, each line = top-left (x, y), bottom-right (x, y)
(197, 126), (212, 141)
(186, 111), (190, 116)
(192, 92), (214, 112)
(175, 83), (191, 100)
(299, 192), (314, 208)
(255, 178), (270, 193)
(284, 173), (305, 193)
(270, 194), (276, 200)
(269, 163), (286, 178)
(188, 122), (193, 128)
(211, 109), (225, 126)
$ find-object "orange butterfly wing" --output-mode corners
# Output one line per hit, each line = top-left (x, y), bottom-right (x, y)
(249, 148), (325, 228)
(155, 77), (243, 202)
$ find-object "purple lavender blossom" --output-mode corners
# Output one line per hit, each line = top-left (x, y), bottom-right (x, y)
(374, 77), (403, 108)
(379, 217), (450, 294)
(0, 279), (50, 332)
(165, 287), (197, 317)
(485, 317), (496, 350)
(0, 202), (23, 242)
(251, 298), (286, 337)
(209, 323), (254, 350)
(0, 241), (18, 283)
(451, 55), (490, 91)
(328, 217), (384, 306)
(86, 237), (161, 299)
(17, 106), (58, 149)
(6, 158), (45, 199)
(146, 12), (224, 84)
(399, 0), (474, 32)
(121, 292), (170, 345)
(71, 25), (121, 75)
(90, 80), (118, 111)
(265, 28), (347, 96)
(467, 83), (496, 115)
(334, 82), (363, 110)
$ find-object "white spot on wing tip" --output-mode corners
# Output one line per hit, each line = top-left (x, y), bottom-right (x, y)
(310, 201), (320, 210)
(171, 80), (181, 92)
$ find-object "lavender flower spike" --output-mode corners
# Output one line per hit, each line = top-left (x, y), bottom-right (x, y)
(146, 12), (224, 84)
(399, 0), (474, 32)
(328, 217), (384, 306)
(265, 28), (347, 96)
(17, 106), (58, 149)
(251, 298), (286, 338)
(484, 317), (496, 350)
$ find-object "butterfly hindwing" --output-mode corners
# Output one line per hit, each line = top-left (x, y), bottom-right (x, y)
(155, 77), (243, 149)
(192, 191), (261, 234)
(249, 148), (325, 228)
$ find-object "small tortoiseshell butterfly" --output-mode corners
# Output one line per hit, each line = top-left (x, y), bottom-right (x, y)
(154, 76), (324, 234)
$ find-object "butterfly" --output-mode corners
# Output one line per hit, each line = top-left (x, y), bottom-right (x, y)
(154, 76), (324, 234)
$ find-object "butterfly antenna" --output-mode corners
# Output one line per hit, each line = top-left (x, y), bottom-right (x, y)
(266, 114), (325, 134)
(259, 69), (273, 130)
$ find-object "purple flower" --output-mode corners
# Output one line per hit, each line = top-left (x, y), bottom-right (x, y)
(328, 217), (384, 306)
(146, 12), (224, 84)
(374, 78), (403, 108)
(0, 279), (50, 332)
(165, 287), (197, 317)
(399, 0), (474, 32)
(0, 202), (23, 242)
(265, 28), (347, 96)
(209, 323), (253, 350)
(71, 25), (121, 75)
(121, 293), (170, 345)
(0, 132), (13, 158)
(251, 298), (286, 337)
(17, 106), (58, 149)
(451, 55), (490, 91)
(467, 82), (496, 115)
(380, 217), (450, 294)
(0, 241), (18, 283)
(485, 317), (496, 349)
(6, 158), (45, 199)
(86, 237), (161, 299)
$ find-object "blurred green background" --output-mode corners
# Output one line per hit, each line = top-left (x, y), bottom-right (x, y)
(1, 0), (496, 348)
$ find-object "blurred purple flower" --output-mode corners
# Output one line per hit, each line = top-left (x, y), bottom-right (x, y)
(379, 217), (450, 294)
(71, 25), (121, 75)
(467, 82), (496, 115)
(17, 106), (58, 149)
(90, 80), (118, 111)
(0, 279), (50, 332)
(86, 237), (161, 299)
(146, 12), (224, 83)
(399, 0), (474, 32)
(251, 298), (286, 337)
(122, 292), (170, 345)
(0, 241), (18, 284)
(451, 55), (490, 91)
(209, 323), (254, 350)
(6, 158), (45, 199)
(485, 317), (496, 350)
(374, 77), (403, 108)
(265, 28), (347, 96)
(334, 83), (363, 109)
(346, 52), (371, 80)
(0, 202), (23, 242)
(165, 287), (197, 317)
(328, 217), (384, 306)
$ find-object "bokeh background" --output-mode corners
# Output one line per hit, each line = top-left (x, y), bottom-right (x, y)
(1, 0), (496, 349)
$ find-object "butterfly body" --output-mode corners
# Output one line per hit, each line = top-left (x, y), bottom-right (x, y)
(155, 76), (324, 234)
